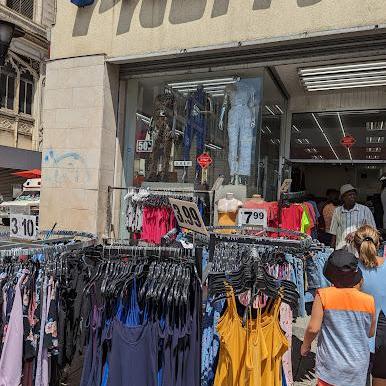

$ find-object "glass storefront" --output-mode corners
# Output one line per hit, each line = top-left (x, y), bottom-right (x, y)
(290, 110), (386, 162)
(130, 68), (286, 198)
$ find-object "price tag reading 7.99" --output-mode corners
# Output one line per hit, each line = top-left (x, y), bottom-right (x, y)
(238, 208), (268, 228)
(169, 198), (208, 235)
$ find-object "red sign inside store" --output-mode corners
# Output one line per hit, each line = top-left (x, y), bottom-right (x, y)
(197, 153), (213, 169)
(340, 135), (356, 149)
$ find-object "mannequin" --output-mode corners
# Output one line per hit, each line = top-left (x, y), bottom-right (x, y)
(147, 88), (177, 182)
(219, 76), (258, 185)
(217, 193), (243, 233)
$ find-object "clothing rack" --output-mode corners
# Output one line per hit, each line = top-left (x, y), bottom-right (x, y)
(0, 230), (97, 259)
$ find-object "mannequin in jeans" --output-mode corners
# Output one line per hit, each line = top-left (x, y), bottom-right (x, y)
(219, 76), (258, 185)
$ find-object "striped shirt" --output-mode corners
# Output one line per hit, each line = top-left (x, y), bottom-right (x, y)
(316, 287), (375, 386)
(329, 204), (376, 250)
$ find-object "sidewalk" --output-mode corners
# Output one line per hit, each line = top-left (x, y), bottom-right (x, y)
(293, 316), (317, 386)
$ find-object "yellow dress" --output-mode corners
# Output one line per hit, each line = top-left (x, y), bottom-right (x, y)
(214, 287), (268, 386)
(214, 288), (288, 386)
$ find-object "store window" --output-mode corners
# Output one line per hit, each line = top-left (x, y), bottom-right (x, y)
(132, 72), (263, 194)
(6, 0), (34, 19)
(291, 110), (386, 162)
(258, 71), (286, 201)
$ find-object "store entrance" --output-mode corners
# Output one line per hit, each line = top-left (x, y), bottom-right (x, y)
(290, 163), (385, 229)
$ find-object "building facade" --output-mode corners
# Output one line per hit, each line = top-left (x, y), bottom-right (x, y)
(0, 0), (54, 199)
(41, 0), (386, 236)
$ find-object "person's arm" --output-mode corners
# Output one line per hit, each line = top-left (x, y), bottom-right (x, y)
(329, 208), (339, 249)
(330, 235), (336, 249)
(365, 206), (377, 228)
(301, 293), (324, 356)
(369, 312), (376, 338)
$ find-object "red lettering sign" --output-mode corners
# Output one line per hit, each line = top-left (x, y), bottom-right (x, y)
(197, 153), (213, 169)
(340, 135), (356, 149)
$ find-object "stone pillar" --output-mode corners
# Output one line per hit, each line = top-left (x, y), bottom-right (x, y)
(40, 54), (119, 236)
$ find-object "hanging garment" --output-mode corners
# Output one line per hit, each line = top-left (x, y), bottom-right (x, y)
(0, 274), (25, 386)
(183, 87), (208, 174)
(226, 81), (256, 177)
(217, 211), (238, 233)
(214, 286), (268, 386)
(260, 297), (289, 386)
(106, 319), (158, 386)
(147, 93), (176, 181)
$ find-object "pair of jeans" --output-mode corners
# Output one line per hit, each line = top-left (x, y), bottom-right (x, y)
(306, 251), (331, 290)
(183, 88), (207, 174)
(227, 105), (253, 176)
(286, 254), (306, 317)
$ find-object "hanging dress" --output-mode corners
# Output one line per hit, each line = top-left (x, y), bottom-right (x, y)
(214, 286), (268, 386)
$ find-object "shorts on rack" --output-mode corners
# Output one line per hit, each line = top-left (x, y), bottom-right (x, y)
(371, 312), (386, 379)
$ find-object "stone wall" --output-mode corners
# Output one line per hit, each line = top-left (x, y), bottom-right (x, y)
(40, 54), (119, 235)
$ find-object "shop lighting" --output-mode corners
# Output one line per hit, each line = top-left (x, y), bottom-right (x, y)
(292, 125), (300, 133)
(299, 61), (386, 91)
(366, 121), (385, 131)
(367, 165), (378, 169)
(366, 136), (385, 144)
(296, 138), (310, 145)
(367, 147), (382, 152)
(337, 112), (353, 161)
(275, 105), (284, 114)
(168, 77), (235, 88)
(366, 155), (381, 160)
(270, 138), (280, 145)
(206, 143), (223, 150)
(311, 155), (324, 160)
(312, 113), (339, 160)
(264, 126), (272, 134)
(265, 105), (276, 116)
(305, 148), (318, 154)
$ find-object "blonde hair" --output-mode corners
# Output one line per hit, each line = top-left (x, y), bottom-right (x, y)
(354, 225), (380, 269)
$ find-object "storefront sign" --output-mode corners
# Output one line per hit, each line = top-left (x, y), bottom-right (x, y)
(340, 135), (356, 149)
(197, 153), (213, 169)
(136, 140), (153, 153)
(238, 208), (268, 228)
(174, 160), (193, 167)
(169, 198), (208, 235)
(10, 214), (39, 240)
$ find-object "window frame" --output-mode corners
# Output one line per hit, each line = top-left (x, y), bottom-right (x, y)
(5, 0), (35, 21)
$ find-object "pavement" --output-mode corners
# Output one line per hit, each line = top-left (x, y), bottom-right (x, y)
(293, 315), (317, 386)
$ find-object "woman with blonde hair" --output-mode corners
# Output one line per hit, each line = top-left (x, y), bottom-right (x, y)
(354, 225), (386, 386)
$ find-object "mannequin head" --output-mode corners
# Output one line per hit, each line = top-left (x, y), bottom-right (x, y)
(251, 194), (264, 203)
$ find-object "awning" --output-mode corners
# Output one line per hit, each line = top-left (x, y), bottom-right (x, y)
(0, 145), (41, 170)
(12, 169), (41, 178)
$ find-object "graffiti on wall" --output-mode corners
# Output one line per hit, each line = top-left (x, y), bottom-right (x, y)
(43, 149), (89, 184)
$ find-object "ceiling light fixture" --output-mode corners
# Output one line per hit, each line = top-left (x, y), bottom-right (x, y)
(337, 112), (353, 161)
(366, 136), (385, 144)
(366, 155), (380, 160)
(275, 105), (284, 114)
(366, 147), (382, 152)
(265, 105), (276, 116)
(264, 126), (272, 134)
(305, 148), (318, 154)
(312, 113), (339, 160)
(296, 138), (310, 145)
(299, 61), (386, 92)
(366, 121), (386, 131)
(168, 77), (235, 88)
(292, 125), (300, 133)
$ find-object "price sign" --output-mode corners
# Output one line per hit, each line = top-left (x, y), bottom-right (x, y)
(136, 140), (153, 153)
(10, 214), (39, 240)
(169, 198), (208, 236)
(238, 208), (267, 228)
(174, 160), (193, 167)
